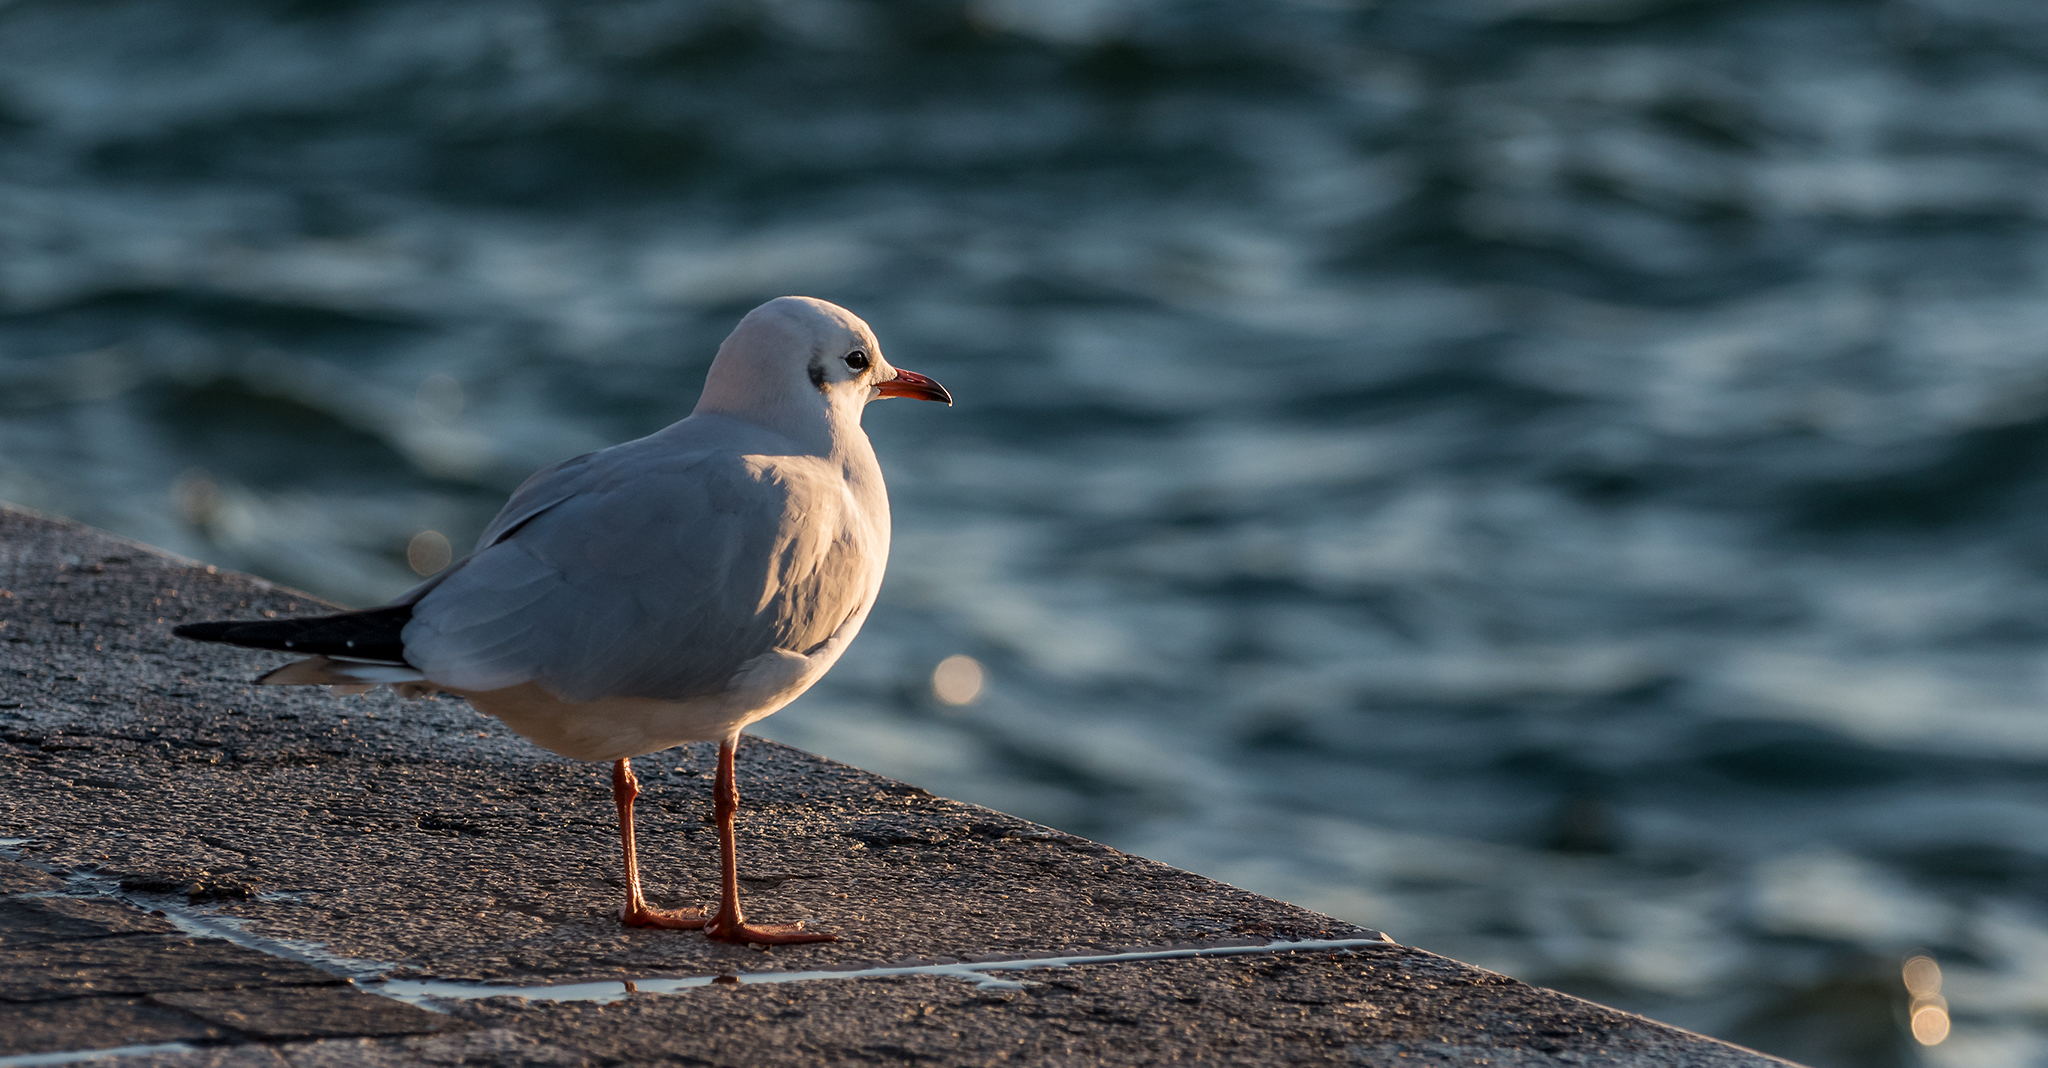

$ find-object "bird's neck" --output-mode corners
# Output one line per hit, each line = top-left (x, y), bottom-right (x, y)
(687, 393), (878, 469)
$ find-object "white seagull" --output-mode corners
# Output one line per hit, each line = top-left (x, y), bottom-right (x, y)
(175, 296), (951, 945)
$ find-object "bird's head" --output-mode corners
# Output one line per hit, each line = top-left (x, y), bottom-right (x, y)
(694, 296), (950, 445)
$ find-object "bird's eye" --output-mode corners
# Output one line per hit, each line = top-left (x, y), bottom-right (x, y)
(843, 351), (870, 372)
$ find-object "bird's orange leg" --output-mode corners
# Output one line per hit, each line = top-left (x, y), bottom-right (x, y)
(703, 738), (836, 945)
(613, 757), (708, 929)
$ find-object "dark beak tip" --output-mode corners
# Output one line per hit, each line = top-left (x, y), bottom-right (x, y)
(879, 368), (953, 406)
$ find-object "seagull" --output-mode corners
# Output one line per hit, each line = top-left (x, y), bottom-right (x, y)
(173, 296), (951, 945)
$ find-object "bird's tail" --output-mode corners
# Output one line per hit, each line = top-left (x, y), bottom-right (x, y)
(254, 655), (427, 693)
(173, 606), (428, 693)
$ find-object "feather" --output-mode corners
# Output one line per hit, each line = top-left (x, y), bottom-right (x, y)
(401, 429), (879, 704)
(256, 656), (426, 687)
(174, 606), (414, 663)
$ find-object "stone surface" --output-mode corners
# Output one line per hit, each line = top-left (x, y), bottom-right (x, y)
(0, 935), (344, 1002)
(0, 996), (226, 1055)
(0, 894), (179, 945)
(77, 1048), (292, 1068)
(151, 985), (468, 1041)
(280, 1030), (588, 1068)
(461, 949), (1786, 1068)
(0, 503), (1800, 1066)
(0, 857), (67, 892)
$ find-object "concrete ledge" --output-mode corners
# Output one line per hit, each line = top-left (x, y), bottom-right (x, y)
(0, 503), (1799, 1066)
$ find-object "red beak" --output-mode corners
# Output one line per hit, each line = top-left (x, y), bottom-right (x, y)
(875, 368), (953, 406)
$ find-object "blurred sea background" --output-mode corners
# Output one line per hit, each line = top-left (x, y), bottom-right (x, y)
(2, 0), (2047, 1063)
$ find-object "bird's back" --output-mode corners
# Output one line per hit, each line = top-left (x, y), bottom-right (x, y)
(401, 416), (889, 705)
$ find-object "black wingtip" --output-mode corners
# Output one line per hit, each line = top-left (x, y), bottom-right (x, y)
(168, 605), (415, 662)
(172, 621), (235, 642)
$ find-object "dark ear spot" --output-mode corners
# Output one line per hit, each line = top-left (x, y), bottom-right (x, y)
(807, 357), (827, 391)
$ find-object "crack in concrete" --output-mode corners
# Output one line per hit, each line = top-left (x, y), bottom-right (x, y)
(372, 937), (1400, 1004)
(0, 1042), (202, 1068)
(53, 868), (410, 986)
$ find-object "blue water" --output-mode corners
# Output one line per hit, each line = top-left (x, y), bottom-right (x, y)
(5, 2), (2048, 1064)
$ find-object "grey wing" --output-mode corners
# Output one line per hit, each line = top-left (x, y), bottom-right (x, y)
(400, 451), (872, 703)
(474, 452), (599, 550)
(387, 451), (598, 609)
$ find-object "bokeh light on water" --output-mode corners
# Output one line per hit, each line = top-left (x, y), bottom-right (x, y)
(931, 654), (986, 707)
(1904, 956), (1949, 1048)
(4, 2), (2048, 1064)
(406, 530), (452, 576)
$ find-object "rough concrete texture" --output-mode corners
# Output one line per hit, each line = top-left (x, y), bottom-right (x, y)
(0, 503), (1801, 1066)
